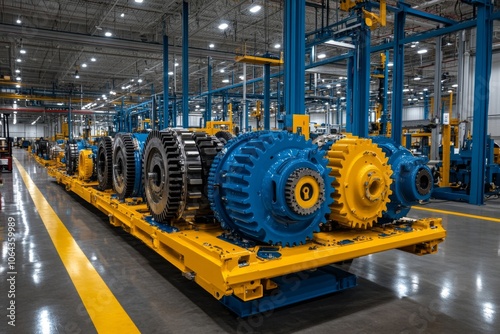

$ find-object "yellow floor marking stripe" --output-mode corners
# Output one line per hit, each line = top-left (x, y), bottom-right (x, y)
(413, 206), (500, 223)
(14, 158), (140, 333)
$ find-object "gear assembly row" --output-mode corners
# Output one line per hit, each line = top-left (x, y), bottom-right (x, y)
(42, 129), (445, 316)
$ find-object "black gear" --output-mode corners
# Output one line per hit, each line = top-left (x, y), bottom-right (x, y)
(192, 132), (223, 219)
(97, 136), (113, 190)
(214, 131), (234, 145)
(112, 133), (135, 199)
(65, 140), (79, 175)
(142, 130), (183, 222)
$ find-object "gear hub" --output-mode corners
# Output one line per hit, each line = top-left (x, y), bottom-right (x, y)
(208, 131), (333, 246)
(327, 135), (393, 229)
(372, 137), (433, 222)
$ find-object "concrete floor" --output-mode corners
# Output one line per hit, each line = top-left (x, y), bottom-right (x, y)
(1, 148), (499, 333)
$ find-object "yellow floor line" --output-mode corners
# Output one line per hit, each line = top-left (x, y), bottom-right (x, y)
(413, 206), (500, 223)
(14, 157), (140, 333)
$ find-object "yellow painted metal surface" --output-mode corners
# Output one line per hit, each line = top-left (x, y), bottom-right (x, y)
(44, 164), (446, 303)
(14, 158), (140, 333)
(235, 55), (283, 66)
(78, 149), (94, 181)
(440, 92), (453, 187)
(292, 114), (310, 140)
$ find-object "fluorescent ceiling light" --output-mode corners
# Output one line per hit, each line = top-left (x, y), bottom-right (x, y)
(174, 62), (179, 67)
(274, 43), (281, 49)
(138, 79), (143, 83)
(218, 23), (229, 30)
(15, 69), (21, 73)
(209, 43), (215, 48)
(220, 69), (225, 73)
(324, 40), (355, 49)
(414, 76), (421, 81)
(452, 84), (458, 88)
(105, 31), (112, 37)
(317, 53), (326, 59)
(135, 0), (144, 3)
(75, 74), (80, 79)
(326, 84), (331, 88)
(417, 49), (428, 54)
(17, 19), (22, 24)
(16, 84), (21, 88)
(448, 90), (453, 93)
(403, 88), (410, 92)
(249, 5), (262, 13)
(16, 58), (21, 63)
(222, 79), (230, 83)
(16, 76), (21, 81)
(91, 57), (96, 62)
(388, 62), (394, 67)
(20, 49), (26, 54)
(239, 75), (244, 80)
(120, 13), (125, 17)
(168, 71), (174, 75)
(336, 83), (341, 87)
(82, 63), (87, 68)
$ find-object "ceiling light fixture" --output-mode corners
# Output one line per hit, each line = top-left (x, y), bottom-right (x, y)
(82, 63), (87, 68)
(91, 57), (96, 62)
(414, 76), (421, 81)
(20, 49), (26, 54)
(274, 43), (281, 49)
(417, 49), (428, 54)
(174, 62), (179, 67)
(452, 84), (458, 88)
(135, 0), (144, 3)
(218, 23), (229, 30)
(105, 31), (113, 37)
(16, 84), (21, 88)
(209, 43), (215, 48)
(16, 58), (21, 63)
(317, 53), (326, 59)
(336, 83), (341, 87)
(249, 4), (262, 13)
(168, 71), (174, 75)
(16, 17), (22, 24)
(222, 78), (230, 83)
(138, 78), (143, 83)
(15, 69), (21, 73)
(220, 69), (225, 73)
(324, 40), (355, 49)
(120, 13), (125, 17)
(16, 76), (21, 81)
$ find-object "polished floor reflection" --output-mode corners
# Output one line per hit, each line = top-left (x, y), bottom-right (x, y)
(1, 148), (499, 333)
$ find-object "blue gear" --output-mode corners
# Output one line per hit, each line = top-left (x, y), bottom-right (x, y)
(208, 131), (334, 246)
(372, 137), (433, 222)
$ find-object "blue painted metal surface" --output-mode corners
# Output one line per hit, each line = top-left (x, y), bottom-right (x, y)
(284, 0), (306, 125)
(373, 137), (433, 222)
(182, 0), (189, 129)
(220, 266), (357, 317)
(345, 57), (354, 133)
(208, 131), (333, 246)
(351, 19), (370, 137)
(391, 8), (406, 146)
(470, 0), (493, 205)
(380, 50), (390, 135)
(264, 63), (271, 130)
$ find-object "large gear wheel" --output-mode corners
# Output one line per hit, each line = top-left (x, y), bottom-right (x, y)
(65, 140), (79, 175)
(78, 149), (95, 181)
(142, 130), (183, 222)
(97, 136), (113, 190)
(214, 131), (234, 145)
(192, 132), (224, 220)
(327, 135), (393, 229)
(112, 133), (136, 199)
(209, 131), (334, 246)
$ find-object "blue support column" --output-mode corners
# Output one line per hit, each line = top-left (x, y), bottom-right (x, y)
(391, 8), (406, 145)
(276, 81), (281, 129)
(206, 57), (212, 125)
(222, 95), (227, 121)
(284, 0), (306, 127)
(346, 56), (354, 133)
(68, 94), (72, 140)
(470, 0), (493, 205)
(173, 96), (177, 127)
(163, 35), (169, 128)
(380, 50), (390, 135)
(264, 63), (271, 130)
(120, 97), (125, 132)
(182, 0), (189, 129)
(352, 22), (371, 137)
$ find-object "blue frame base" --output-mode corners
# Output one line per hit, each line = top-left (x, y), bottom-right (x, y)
(432, 187), (470, 202)
(220, 265), (357, 317)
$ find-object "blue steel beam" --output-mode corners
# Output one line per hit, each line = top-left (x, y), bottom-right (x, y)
(351, 23), (370, 137)
(470, 0), (493, 205)
(400, 4), (457, 25)
(163, 35), (169, 128)
(381, 49), (390, 135)
(284, 0), (306, 123)
(391, 8), (406, 146)
(182, 0), (189, 129)
(206, 57), (212, 125)
(346, 57), (354, 133)
(264, 64), (271, 130)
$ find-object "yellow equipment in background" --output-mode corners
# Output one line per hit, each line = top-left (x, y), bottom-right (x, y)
(78, 149), (94, 181)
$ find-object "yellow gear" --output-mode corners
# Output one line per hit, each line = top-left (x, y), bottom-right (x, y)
(327, 135), (392, 229)
(78, 149), (94, 181)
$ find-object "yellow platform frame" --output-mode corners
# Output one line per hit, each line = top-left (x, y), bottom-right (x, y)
(46, 165), (445, 303)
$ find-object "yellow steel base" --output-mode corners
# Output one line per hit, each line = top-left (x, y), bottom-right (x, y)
(46, 165), (446, 303)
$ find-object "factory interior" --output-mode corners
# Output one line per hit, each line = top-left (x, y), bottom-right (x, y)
(1, 0), (500, 333)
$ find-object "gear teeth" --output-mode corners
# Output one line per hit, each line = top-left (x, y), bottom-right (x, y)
(65, 140), (79, 175)
(112, 133), (136, 199)
(327, 135), (393, 229)
(97, 136), (113, 190)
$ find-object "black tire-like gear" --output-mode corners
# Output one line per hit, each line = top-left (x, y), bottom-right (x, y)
(97, 136), (113, 190)
(174, 130), (203, 221)
(214, 131), (234, 145)
(112, 133), (136, 199)
(142, 130), (183, 222)
(192, 132), (224, 219)
(65, 140), (79, 175)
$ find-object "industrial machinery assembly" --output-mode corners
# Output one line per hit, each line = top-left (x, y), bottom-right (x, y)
(44, 128), (446, 316)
